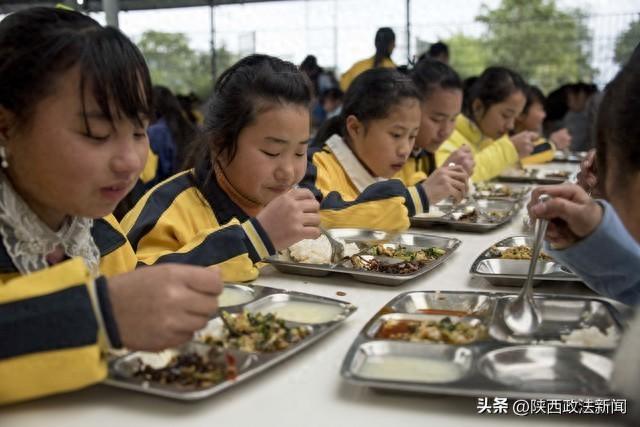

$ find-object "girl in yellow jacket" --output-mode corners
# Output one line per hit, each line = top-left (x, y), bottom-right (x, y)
(515, 85), (573, 165)
(395, 58), (474, 192)
(340, 27), (397, 91)
(0, 7), (222, 405)
(302, 68), (468, 232)
(436, 67), (539, 182)
(122, 55), (321, 283)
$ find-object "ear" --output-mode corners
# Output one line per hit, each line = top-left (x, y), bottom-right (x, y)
(471, 99), (485, 120)
(345, 115), (364, 141)
(0, 106), (16, 142)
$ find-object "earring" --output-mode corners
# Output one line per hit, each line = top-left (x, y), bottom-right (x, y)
(0, 146), (8, 168)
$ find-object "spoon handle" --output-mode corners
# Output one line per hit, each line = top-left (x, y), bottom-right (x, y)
(523, 195), (550, 297)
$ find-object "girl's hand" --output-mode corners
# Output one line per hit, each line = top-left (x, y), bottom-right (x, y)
(443, 145), (475, 176)
(550, 128), (572, 150)
(256, 188), (321, 250)
(421, 164), (469, 205)
(510, 131), (537, 158)
(576, 149), (598, 196)
(109, 264), (223, 351)
(527, 184), (603, 249)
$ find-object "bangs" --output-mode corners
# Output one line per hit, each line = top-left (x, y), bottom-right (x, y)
(79, 26), (152, 131)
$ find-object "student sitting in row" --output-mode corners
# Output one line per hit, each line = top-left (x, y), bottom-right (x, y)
(0, 7), (222, 405)
(395, 57), (474, 186)
(122, 55), (321, 282)
(528, 55), (640, 306)
(340, 27), (396, 92)
(301, 68), (468, 232)
(515, 85), (572, 165)
(436, 66), (538, 182)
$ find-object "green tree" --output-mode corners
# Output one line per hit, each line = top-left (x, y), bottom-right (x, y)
(614, 18), (640, 66)
(136, 30), (238, 99)
(477, 0), (593, 92)
(444, 33), (489, 78)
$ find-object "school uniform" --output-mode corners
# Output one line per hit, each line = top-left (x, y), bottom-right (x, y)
(300, 134), (429, 232)
(436, 114), (520, 182)
(121, 160), (275, 283)
(0, 215), (136, 404)
(394, 148), (436, 184)
(339, 56), (396, 92)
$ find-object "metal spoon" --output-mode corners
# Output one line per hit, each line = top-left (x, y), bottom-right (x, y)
(319, 226), (344, 264)
(503, 194), (550, 335)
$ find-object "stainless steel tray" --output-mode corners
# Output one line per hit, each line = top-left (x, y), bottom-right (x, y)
(473, 183), (531, 203)
(105, 284), (357, 400)
(495, 168), (573, 184)
(264, 229), (461, 286)
(552, 151), (588, 163)
(411, 199), (517, 232)
(341, 291), (623, 399)
(470, 235), (581, 286)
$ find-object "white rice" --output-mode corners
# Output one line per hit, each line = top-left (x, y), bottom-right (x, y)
(559, 325), (619, 348)
(288, 235), (359, 264)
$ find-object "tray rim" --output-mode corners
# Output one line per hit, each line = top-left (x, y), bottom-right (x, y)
(469, 235), (580, 282)
(410, 199), (518, 232)
(340, 290), (623, 400)
(104, 283), (357, 400)
(264, 229), (462, 286)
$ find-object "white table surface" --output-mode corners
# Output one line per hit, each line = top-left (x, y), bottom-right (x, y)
(3, 162), (625, 426)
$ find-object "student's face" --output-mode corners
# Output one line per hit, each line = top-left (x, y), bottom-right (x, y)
(221, 105), (310, 206)
(1, 66), (148, 229)
(348, 98), (421, 178)
(517, 101), (546, 132)
(475, 90), (527, 139)
(415, 87), (462, 153)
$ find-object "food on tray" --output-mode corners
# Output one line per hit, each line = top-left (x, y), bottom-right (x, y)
(375, 317), (487, 344)
(347, 245), (446, 274)
(288, 234), (360, 264)
(200, 311), (310, 352)
(501, 168), (537, 178)
(134, 349), (235, 388)
(358, 355), (467, 383)
(488, 245), (552, 260)
(257, 300), (346, 324)
(474, 183), (527, 198)
(455, 207), (508, 223)
(553, 325), (619, 348)
(365, 244), (445, 262)
(219, 286), (254, 307)
(544, 170), (571, 179)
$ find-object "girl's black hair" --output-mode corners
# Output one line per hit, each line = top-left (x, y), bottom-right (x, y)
(463, 66), (527, 122)
(0, 7), (152, 133)
(315, 67), (421, 145)
(595, 53), (640, 195)
(184, 54), (313, 168)
(152, 85), (196, 171)
(427, 41), (449, 59)
(410, 57), (462, 101)
(373, 27), (396, 68)
(522, 85), (546, 115)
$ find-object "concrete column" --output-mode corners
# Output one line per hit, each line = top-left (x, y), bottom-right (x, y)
(103, 0), (120, 28)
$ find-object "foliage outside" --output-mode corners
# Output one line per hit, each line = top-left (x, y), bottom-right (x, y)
(136, 30), (238, 100)
(443, 0), (594, 93)
(614, 18), (640, 66)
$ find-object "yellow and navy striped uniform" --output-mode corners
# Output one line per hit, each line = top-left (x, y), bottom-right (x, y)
(394, 149), (436, 185)
(121, 162), (275, 283)
(300, 142), (429, 232)
(521, 138), (556, 165)
(0, 215), (136, 404)
(340, 56), (396, 92)
(436, 114), (520, 182)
